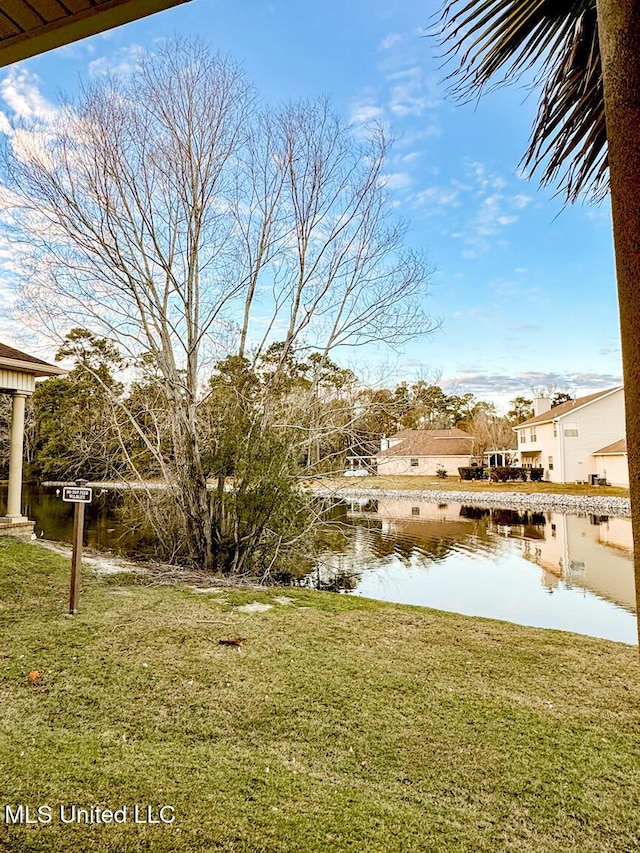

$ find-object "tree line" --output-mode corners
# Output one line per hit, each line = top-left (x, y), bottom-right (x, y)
(2, 328), (566, 485)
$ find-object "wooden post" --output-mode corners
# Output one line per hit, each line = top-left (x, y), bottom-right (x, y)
(63, 479), (91, 616)
(69, 499), (85, 615)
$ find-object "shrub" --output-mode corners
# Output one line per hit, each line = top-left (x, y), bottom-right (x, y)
(436, 466), (448, 479)
(490, 466), (527, 483)
(529, 467), (544, 482)
(458, 466), (486, 481)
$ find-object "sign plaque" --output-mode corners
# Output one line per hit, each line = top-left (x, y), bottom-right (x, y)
(62, 486), (93, 503)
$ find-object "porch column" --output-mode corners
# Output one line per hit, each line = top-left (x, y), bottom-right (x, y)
(5, 391), (29, 521)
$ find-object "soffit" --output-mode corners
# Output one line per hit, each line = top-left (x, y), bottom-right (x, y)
(0, 0), (192, 67)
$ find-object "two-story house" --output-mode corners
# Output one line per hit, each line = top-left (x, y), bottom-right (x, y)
(513, 387), (627, 485)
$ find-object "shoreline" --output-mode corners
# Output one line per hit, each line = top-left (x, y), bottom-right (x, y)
(36, 478), (632, 516)
(307, 485), (632, 516)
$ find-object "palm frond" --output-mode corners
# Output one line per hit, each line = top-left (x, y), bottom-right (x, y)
(436, 0), (607, 201)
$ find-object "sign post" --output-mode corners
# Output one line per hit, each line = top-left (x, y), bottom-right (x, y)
(62, 480), (93, 615)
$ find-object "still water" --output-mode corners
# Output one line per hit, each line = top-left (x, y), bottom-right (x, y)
(4, 487), (637, 644)
(314, 498), (637, 645)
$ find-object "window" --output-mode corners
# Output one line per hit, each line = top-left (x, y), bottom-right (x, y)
(530, 427), (537, 442)
(553, 423), (557, 437)
(410, 458), (419, 467)
(548, 456), (554, 471)
(520, 432), (526, 444)
(564, 422), (579, 437)
(411, 506), (420, 516)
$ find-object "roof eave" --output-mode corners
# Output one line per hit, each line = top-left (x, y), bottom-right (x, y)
(0, 356), (66, 377)
(0, 0), (192, 68)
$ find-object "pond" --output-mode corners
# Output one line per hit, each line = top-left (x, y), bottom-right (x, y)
(3, 486), (637, 645)
(313, 497), (637, 645)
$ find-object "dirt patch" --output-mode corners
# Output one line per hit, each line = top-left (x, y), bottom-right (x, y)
(33, 539), (149, 577)
(236, 602), (273, 613)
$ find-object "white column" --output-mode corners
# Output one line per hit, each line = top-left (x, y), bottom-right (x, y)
(5, 391), (29, 521)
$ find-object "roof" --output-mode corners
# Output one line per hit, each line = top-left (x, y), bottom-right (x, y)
(0, 0), (192, 68)
(0, 342), (65, 376)
(377, 429), (474, 458)
(593, 439), (627, 456)
(0, 342), (54, 367)
(514, 387), (623, 429)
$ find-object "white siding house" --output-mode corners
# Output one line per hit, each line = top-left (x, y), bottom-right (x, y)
(513, 387), (627, 486)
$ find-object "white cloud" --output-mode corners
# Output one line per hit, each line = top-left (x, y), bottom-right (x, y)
(441, 371), (623, 397)
(387, 67), (440, 117)
(380, 33), (402, 50)
(382, 171), (412, 190)
(399, 151), (421, 165)
(413, 185), (460, 209)
(349, 101), (385, 126)
(0, 68), (55, 122)
(88, 44), (144, 79)
(512, 194), (532, 210)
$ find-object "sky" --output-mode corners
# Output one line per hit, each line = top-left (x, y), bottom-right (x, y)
(0, 0), (623, 411)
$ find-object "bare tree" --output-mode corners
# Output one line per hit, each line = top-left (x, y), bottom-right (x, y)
(2, 39), (434, 572)
(466, 409), (517, 460)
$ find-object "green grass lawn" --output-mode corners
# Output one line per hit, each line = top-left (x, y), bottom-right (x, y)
(311, 475), (630, 498)
(1, 538), (639, 852)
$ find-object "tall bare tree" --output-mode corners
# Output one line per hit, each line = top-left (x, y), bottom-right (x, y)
(2, 39), (434, 572)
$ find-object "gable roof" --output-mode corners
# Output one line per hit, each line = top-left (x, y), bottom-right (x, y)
(514, 387), (623, 429)
(377, 429), (474, 458)
(593, 439), (627, 456)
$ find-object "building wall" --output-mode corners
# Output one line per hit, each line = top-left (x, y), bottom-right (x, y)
(518, 421), (558, 481)
(376, 455), (472, 477)
(561, 390), (625, 483)
(594, 453), (629, 487)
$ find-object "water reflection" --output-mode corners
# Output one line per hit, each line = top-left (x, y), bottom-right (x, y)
(314, 498), (637, 645)
(0, 485), (142, 554)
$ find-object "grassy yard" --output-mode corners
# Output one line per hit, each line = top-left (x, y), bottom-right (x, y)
(1, 538), (639, 852)
(311, 475), (630, 498)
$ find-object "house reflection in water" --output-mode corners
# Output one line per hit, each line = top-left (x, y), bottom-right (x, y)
(523, 512), (635, 613)
(342, 498), (635, 614)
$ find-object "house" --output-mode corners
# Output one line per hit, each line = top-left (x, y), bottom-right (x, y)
(513, 387), (627, 485)
(375, 428), (475, 477)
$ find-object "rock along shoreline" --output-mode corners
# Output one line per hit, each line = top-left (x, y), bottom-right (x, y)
(307, 485), (631, 517)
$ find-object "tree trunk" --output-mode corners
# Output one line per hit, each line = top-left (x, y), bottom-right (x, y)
(596, 0), (640, 647)
(171, 406), (214, 572)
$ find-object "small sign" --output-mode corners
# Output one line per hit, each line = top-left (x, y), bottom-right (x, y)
(62, 487), (93, 503)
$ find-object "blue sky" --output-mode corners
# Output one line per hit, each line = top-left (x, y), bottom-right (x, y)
(0, 0), (622, 410)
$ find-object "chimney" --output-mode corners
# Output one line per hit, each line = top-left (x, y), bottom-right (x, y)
(533, 397), (551, 417)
